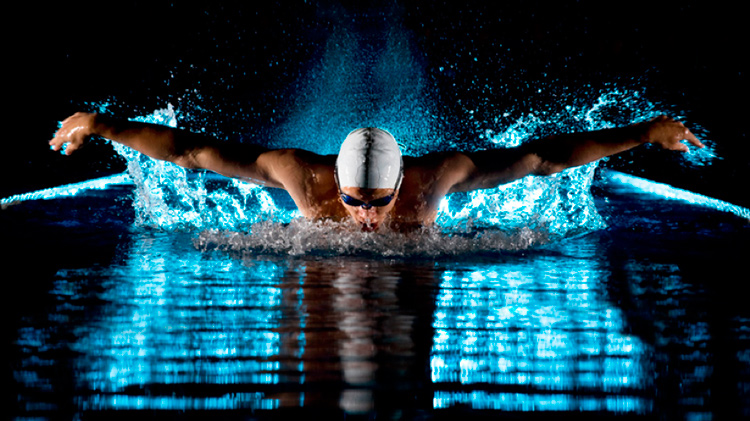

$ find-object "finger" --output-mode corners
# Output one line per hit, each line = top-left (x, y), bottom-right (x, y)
(65, 142), (79, 155)
(684, 130), (704, 148)
(52, 126), (69, 141)
(49, 137), (63, 151)
(49, 129), (74, 151)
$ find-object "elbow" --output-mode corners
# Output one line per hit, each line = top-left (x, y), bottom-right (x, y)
(525, 136), (572, 176)
(534, 159), (565, 176)
(524, 153), (564, 176)
(171, 148), (204, 169)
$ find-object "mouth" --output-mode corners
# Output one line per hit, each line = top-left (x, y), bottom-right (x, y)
(360, 218), (378, 232)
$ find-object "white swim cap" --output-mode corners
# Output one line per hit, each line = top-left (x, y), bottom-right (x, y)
(335, 128), (403, 190)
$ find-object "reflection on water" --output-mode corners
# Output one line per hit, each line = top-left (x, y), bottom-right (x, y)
(14, 221), (649, 416)
(8, 187), (750, 419)
(430, 256), (650, 413)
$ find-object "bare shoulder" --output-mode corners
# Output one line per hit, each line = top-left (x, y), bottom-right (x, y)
(258, 148), (334, 171)
(231, 148), (339, 218)
(388, 152), (473, 225)
(259, 149), (336, 188)
(404, 147), (538, 195)
(405, 151), (473, 175)
(403, 151), (475, 192)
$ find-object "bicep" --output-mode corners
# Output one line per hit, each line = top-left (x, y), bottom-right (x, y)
(448, 148), (542, 193)
(182, 143), (289, 189)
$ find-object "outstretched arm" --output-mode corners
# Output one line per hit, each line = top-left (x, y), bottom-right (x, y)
(449, 116), (703, 192)
(526, 115), (703, 173)
(49, 112), (298, 188)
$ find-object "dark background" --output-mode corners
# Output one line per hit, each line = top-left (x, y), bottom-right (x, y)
(6, 1), (748, 207)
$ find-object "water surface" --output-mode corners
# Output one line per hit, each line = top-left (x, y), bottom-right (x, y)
(6, 176), (748, 419)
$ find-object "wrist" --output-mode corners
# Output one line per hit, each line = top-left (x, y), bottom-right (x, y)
(631, 121), (651, 145)
(89, 113), (113, 138)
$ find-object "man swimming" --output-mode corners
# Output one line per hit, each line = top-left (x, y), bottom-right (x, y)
(50, 112), (703, 232)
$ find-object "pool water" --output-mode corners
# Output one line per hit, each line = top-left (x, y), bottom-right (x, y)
(5, 171), (748, 420)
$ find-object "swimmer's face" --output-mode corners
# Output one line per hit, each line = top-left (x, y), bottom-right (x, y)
(339, 186), (398, 232)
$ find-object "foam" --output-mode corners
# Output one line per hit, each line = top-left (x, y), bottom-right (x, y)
(194, 218), (553, 258)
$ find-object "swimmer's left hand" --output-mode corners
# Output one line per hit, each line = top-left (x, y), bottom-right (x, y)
(49, 112), (97, 156)
(638, 115), (704, 152)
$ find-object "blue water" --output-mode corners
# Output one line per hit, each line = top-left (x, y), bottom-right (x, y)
(5, 177), (749, 419)
(7, 2), (749, 420)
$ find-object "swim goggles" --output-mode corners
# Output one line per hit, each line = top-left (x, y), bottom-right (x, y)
(340, 192), (395, 209)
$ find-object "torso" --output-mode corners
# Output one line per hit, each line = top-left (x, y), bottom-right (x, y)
(273, 151), (471, 230)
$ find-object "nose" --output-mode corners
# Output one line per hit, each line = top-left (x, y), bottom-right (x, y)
(357, 206), (377, 218)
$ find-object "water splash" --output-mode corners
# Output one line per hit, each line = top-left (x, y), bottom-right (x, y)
(102, 83), (717, 253)
(108, 106), (299, 231)
(437, 162), (603, 238)
(268, 5), (445, 157)
(195, 218), (555, 259)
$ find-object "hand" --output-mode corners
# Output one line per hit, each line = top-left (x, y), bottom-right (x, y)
(49, 112), (97, 155)
(639, 115), (704, 152)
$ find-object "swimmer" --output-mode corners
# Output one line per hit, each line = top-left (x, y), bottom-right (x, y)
(50, 113), (703, 232)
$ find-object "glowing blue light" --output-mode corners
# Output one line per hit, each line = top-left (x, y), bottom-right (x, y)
(436, 161), (606, 242)
(79, 392), (279, 411)
(52, 233), (288, 409)
(605, 171), (750, 220)
(430, 259), (650, 413)
(0, 173), (132, 207)
(432, 391), (651, 412)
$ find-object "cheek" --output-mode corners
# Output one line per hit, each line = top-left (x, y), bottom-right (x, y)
(344, 206), (367, 221)
(366, 208), (391, 222)
(345, 207), (360, 220)
(378, 202), (396, 217)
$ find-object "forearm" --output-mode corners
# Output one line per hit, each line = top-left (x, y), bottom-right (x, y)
(449, 116), (700, 193)
(528, 124), (645, 175)
(52, 112), (279, 182)
(454, 123), (648, 192)
(91, 114), (208, 166)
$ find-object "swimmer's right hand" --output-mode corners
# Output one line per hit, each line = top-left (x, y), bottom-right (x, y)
(49, 112), (97, 155)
